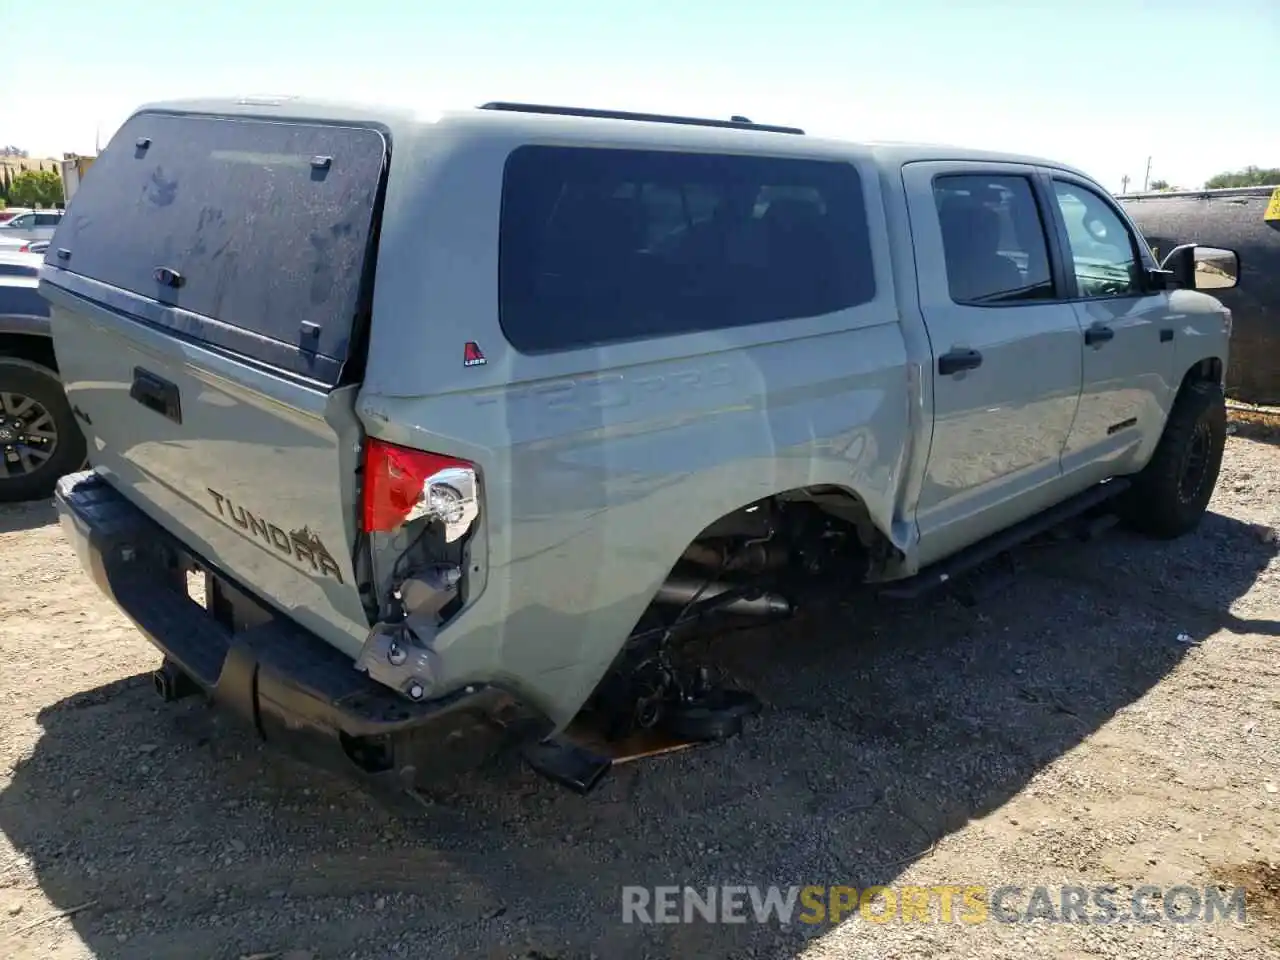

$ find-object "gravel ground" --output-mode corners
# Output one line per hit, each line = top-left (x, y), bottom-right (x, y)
(0, 437), (1277, 960)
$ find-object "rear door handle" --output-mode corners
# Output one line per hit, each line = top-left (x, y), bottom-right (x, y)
(153, 265), (185, 289)
(129, 367), (182, 425)
(938, 348), (983, 376)
(1084, 324), (1115, 346)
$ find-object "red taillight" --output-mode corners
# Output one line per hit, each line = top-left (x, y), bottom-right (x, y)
(361, 438), (479, 537)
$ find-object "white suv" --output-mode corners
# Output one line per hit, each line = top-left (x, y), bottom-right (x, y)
(0, 210), (63, 244)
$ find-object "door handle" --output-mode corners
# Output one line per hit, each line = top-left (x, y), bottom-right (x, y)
(130, 367), (182, 425)
(938, 348), (983, 375)
(153, 265), (185, 289)
(1084, 324), (1115, 346)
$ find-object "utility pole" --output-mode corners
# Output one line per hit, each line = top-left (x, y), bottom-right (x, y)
(1120, 174), (1130, 195)
(1142, 156), (1152, 192)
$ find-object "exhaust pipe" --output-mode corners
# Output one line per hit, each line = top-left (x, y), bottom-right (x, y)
(681, 541), (789, 573)
(152, 660), (200, 702)
(654, 577), (791, 616)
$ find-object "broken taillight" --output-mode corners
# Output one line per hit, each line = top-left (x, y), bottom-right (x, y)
(361, 438), (479, 539)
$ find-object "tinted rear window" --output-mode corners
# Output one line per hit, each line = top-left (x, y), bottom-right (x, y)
(52, 112), (386, 384)
(499, 146), (875, 353)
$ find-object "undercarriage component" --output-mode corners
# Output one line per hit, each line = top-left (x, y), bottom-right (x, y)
(681, 496), (871, 589)
(653, 577), (791, 616)
(680, 539), (789, 573)
(521, 736), (614, 794)
(661, 686), (760, 740)
(523, 681), (759, 793)
(586, 622), (765, 745)
(152, 659), (201, 702)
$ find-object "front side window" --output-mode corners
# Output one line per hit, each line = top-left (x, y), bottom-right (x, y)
(499, 146), (876, 353)
(932, 174), (1056, 305)
(1052, 181), (1143, 298)
(2, 214), (34, 229)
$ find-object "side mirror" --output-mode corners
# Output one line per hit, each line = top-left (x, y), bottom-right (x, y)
(1157, 244), (1241, 291)
(1190, 246), (1239, 290)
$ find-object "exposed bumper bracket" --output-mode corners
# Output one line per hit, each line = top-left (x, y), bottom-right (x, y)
(54, 471), (534, 787)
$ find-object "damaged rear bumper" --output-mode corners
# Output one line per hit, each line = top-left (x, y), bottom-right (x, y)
(54, 471), (535, 786)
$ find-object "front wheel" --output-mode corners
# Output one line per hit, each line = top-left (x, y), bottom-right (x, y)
(1120, 381), (1226, 539)
(0, 358), (88, 503)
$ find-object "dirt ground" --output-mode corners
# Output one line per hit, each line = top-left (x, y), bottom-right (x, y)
(1, 437), (1277, 960)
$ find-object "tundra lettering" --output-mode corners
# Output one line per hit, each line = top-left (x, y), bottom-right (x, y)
(206, 488), (344, 584)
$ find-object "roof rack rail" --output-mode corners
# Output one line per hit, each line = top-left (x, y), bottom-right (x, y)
(477, 101), (805, 136)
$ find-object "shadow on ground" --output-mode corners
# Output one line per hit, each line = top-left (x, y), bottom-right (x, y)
(1, 511), (1275, 959)
(0, 499), (56, 535)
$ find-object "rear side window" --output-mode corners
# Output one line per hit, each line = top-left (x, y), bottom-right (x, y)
(34, 213), (61, 226)
(499, 146), (875, 353)
(933, 174), (1056, 305)
(51, 112), (387, 385)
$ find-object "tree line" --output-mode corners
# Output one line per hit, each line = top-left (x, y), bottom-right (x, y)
(1203, 166), (1280, 189)
(0, 167), (65, 208)
(1146, 166), (1280, 192)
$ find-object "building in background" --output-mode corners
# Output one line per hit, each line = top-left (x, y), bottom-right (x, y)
(59, 153), (97, 206)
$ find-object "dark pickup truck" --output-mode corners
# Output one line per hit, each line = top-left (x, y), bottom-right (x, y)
(0, 251), (86, 501)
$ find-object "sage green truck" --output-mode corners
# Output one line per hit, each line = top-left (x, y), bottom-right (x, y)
(41, 98), (1238, 791)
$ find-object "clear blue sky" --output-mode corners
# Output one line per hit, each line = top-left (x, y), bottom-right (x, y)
(3, 0), (1275, 192)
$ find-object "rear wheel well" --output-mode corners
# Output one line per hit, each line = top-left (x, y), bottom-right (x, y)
(588, 487), (897, 739)
(0, 333), (57, 373)
(674, 485), (897, 582)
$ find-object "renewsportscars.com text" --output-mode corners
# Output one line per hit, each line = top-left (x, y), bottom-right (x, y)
(621, 884), (1249, 926)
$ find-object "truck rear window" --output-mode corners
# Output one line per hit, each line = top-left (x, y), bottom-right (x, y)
(52, 112), (386, 385)
(499, 146), (875, 353)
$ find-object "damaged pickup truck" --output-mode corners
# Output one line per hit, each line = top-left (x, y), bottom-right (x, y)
(43, 98), (1238, 794)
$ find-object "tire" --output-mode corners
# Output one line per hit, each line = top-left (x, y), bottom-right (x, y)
(1121, 381), (1226, 539)
(0, 358), (88, 503)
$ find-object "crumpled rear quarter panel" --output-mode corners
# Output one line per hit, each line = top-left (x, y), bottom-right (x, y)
(360, 322), (911, 728)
